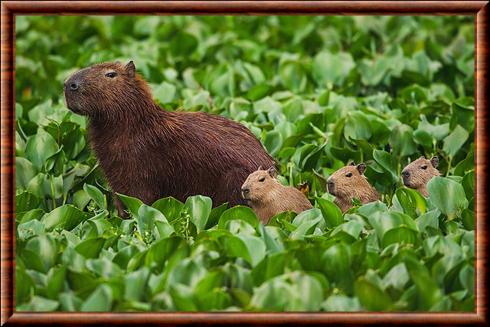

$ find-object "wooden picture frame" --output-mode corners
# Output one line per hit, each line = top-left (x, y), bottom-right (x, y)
(1, 1), (488, 325)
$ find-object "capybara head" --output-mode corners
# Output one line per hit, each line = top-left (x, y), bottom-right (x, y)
(327, 162), (379, 212)
(64, 61), (151, 117)
(241, 166), (278, 204)
(401, 156), (440, 196)
(327, 162), (368, 198)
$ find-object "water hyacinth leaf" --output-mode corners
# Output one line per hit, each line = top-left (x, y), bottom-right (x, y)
(322, 243), (352, 282)
(428, 177), (468, 220)
(372, 149), (398, 182)
(25, 128), (59, 169)
(382, 226), (418, 248)
(83, 183), (106, 209)
(354, 277), (392, 311)
(263, 130), (283, 156)
(17, 296), (59, 312)
(184, 195), (212, 231)
(394, 187), (427, 218)
(290, 209), (323, 240)
(117, 193), (144, 217)
(313, 51), (355, 86)
(16, 157), (37, 189)
(46, 266), (67, 300)
(152, 197), (184, 222)
(236, 235), (266, 267)
(124, 268), (150, 301)
(443, 125), (469, 158)
(16, 267), (35, 305)
(390, 124), (418, 157)
(80, 284), (113, 312)
(368, 211), (417, 241)
(75, 237), (105, 259)
(322, 295), (362, 312)
(218, 206), (259, 230)
(404, 256), (443, 310)
(316, 198), (343, 228)
(252, 252), (287, 285)
(206, 202), (228, 229)
(16, 191), (41, 213)
(250, 272), (323, 311)
(42, 205), (88, 231)
(450, 101), (474, 133)
(153, 82), (176, 104)
(344, 112), (372, 141)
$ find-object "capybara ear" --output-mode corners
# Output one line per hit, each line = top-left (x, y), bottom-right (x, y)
(430, 156), (439, 168)
(357, 163), (367, 175)
(257, 165), (263, 171)
(267, 166), (277, 177)
(348, 161), (356, 166)
(125, 61), (136, 78)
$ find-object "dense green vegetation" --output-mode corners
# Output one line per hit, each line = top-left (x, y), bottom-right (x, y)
(15, 16), (475, 312)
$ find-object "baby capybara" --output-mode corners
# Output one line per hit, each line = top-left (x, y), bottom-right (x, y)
(327, 162), (380, 212)
(64, 61), (275, 215)
(241, 167), (313, 223)
(401, 156), (440, 197)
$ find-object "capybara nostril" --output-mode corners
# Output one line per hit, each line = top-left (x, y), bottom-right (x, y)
(402, 170), (410, 178)
(241, 188), (250, 195)
(70, 82), (79, 91)
(327, 181), (335, 194)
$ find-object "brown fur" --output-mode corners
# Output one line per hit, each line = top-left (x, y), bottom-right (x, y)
(64, 61), (275, 215)
(327, 163), (380, 212)
(241, 167), (312, 223)
(401, 156), (440, 197)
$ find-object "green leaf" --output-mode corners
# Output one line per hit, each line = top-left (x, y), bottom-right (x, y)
(18, 296), (59, 312)
(390, 124), (418, 157)
(16, 157), (37, 189)
(313, 51), (354, 86)
(428, 176), (469, 220)
(75, 237), (105, 259)
(404, 256), (443, 310)
(42, 205), (88, 231)
(46, 266), (66, 300)
(23, 235), (58, 273)
(153, 82), (176, 104)
(355, 277), (393, 311)
(152, 197), (184, 222)
(117, 193), (143, 217)
(83, 184), (106, 209)
(25, 129), (59, 169)
(184, 195), (212, 231)
(218, 206), (259, 230)
(16, 267), (35, 305)
(316, 198), (343, 227)
(344, 112), (372, 141)
(80, 284), (113, 311)
(443, 125), (469, 158)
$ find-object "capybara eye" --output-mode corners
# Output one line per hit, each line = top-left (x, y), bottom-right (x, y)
(105, 72), (117, 78)
(346, 172), (353, 177)
(259, 177), (265, 182)
(421, 165), (428, 170)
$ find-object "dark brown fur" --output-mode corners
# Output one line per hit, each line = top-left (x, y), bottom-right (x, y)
(241, 167), (313, 223)
(64, 61), (275, 214)
(327, 162), (380, 212)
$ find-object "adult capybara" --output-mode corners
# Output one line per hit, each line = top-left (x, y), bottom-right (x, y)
(401, 156), (440, 197)
(241, 166), (312, 223)
(327, 162), (380, 212)
(64, 61), (275, 215)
